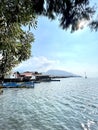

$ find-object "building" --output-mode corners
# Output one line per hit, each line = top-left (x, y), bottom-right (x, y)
(10, 71), (42, 80)
(35, 75), (51, 81)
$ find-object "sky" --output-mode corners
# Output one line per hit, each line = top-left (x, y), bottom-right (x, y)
(14, 2), (98, 78)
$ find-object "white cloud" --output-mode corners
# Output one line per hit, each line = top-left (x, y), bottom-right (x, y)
(13, 56), (59, 72)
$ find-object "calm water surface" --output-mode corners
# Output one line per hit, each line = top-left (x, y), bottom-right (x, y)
(0, 78), (98, 130)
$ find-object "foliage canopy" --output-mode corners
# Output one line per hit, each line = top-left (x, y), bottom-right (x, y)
(0, 22), (34, 78)
(1, 0), (98, 31)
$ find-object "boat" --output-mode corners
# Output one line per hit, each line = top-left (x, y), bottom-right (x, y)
(2, 81), (34, 88)
(1, 77), (33, 83)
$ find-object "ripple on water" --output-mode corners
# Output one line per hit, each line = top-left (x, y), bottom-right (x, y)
(0, 78), (98, 130)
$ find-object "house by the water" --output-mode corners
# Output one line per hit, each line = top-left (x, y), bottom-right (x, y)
(10, 71), (43, 81)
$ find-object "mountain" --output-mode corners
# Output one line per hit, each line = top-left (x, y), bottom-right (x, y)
(43, 69), (80, 77)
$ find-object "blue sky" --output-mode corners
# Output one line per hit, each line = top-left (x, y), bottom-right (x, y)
(14, 2), (98, 77)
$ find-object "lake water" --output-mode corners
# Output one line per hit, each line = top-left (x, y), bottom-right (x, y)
(0, 78), (98, 130)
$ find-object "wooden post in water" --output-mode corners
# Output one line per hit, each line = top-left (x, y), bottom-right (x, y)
(85, 72), (87, 79)
(0, 80), (3, 94)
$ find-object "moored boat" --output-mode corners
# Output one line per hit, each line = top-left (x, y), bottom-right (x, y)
(2, 81), (34, 88)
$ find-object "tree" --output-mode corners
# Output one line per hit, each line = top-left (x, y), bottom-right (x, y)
(0, 22), (34, 79)
(0, 0), (37, 78)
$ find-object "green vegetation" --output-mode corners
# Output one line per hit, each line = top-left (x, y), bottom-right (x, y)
(0, 0), (36, 78)
(0, 22), (34, 78)
(0, 0), (98, 78)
